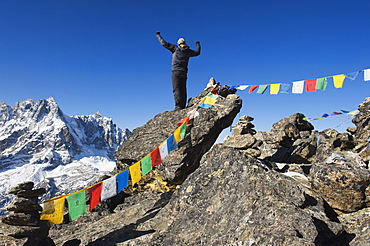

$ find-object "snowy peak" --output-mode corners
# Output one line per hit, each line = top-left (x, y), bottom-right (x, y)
(0, 98), (130, 211)
(0, 98), (130, 167)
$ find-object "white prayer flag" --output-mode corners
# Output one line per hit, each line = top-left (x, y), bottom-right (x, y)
(101, 176), (117, 201)
(292, 81), (304, 94)
(236, 85), (249, 90)
(364, 69), (370, 82)
(159, 142), (169, 160)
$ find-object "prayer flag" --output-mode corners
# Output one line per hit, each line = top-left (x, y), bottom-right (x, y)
(280, 83), (291, 94)
(332, 112), (343, 115)
(340, 110), (350, 113)
(174, 126), (181, 142)
(167, 135), (178, 152)
(364, 69), (370, 81)
(101, 176), (117, 201)
(270, 83), (280, 94)
(40, 196), (66, 224)
(187, 109), (199, 120)
(292, 81), (304, 94)
(203, 96), (217, 105)
(346, 71), (359, 80)
(322, 114), (329, 117)
(210, 88), (218, 94)
(305, 79), (317, 92)
(87, 183), (102, 211)
(236, 85), (249, 90)
(129, 161), (141, 186)
(347, 110), (359, 115)
(248, 85), (259, 93)
(333, 74), (345, 88)
(198, 93), (219, 109)
(116, 170), (129, 193)
(179, 122), (187, 139)
(66, 190), (87, 221)
(198, 103), (212, 109)
(206, 93), (219, 101)
(256, 84), (268, 94)
(141, 154), (152, 176)
(316, 78), (328, 90)
(159, 141), (169, 160)
(176, 115), (191, 126)
(151, 147), (162, 167)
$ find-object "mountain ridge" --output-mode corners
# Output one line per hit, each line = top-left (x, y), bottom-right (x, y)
(0, 97), (130, 211)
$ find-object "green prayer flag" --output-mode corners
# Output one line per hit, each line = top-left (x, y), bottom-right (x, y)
(316, 78), (328, 90)
(256, 85), (268, 94)
(206, 93), (219, 100)
(141, 154), (152, 176)
(180, 122), (187, 139)
(66, 190), (87, 221)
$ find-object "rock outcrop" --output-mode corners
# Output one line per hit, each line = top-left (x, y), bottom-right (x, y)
(115, 86), (242, 184)
(135, 144), (350, 245)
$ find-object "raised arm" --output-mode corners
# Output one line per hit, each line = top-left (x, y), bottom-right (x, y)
(156, 32), (176, 52)
(190, 41), (201, 57)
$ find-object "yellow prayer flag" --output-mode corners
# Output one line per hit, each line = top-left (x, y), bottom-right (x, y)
(174, 126), (181, 142)
(199, 97), (206, 104)
(40, 196), (66, 224)
(347, 110), (359, 115)
(129, 161), (142, 186)
(270, 83), (281, 94)
(333, 74), (345, 88)
(203, 96), (217, 105)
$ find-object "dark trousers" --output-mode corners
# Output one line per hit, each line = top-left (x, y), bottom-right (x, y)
(172, 70), (188, 109)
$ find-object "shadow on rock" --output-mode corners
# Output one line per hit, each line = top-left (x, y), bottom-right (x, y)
(87, 224), (155, 246)
(87, 191), (174, 245)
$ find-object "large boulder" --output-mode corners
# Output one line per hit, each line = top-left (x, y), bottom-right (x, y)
(309, 159), (370, 213)
(314, 129), (356, 163)
(115, 86), (242, 184)
(339, 207), (370, 245)
(255, 113), (317, 163)
(133, 144), (347, 245)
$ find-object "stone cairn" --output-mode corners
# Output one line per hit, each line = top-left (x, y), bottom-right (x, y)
(0, 181), (54, 245)
(223, 115), (261, 157)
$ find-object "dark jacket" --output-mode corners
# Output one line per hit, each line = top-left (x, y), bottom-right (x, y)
(156, 33), (201, 72)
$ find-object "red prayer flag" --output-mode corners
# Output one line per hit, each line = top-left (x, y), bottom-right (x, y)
(248, 85), (259, 93)
(176, 115), (191, 126)
(305, 79), (317, 92)
(87, 182), (102, 211)
(332, 112), (343, 115)
(210, 88), (218, 95)
(151, 147), (162, 167)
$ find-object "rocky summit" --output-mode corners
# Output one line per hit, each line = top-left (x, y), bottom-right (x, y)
(1, 86), (370, 245)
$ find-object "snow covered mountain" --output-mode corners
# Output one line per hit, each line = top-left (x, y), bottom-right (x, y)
(0, 97), (130, 212)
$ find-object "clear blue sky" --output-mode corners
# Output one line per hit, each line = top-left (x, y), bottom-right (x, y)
(1, 0), (369, 136)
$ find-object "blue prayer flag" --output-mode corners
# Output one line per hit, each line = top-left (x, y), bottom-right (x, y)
(280, 83), (291, 94)
(346, 71), (359, 80)
(198, 103), (212, 109)
(167, 135), (178, 152)
(116, 170), (129, 193)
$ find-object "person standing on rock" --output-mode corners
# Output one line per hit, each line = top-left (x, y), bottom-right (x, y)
(156, 32), (201, 110)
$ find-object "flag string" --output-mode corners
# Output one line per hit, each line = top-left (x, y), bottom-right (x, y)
(303, 110), (358, 122)
(230, 67), (370, 95)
